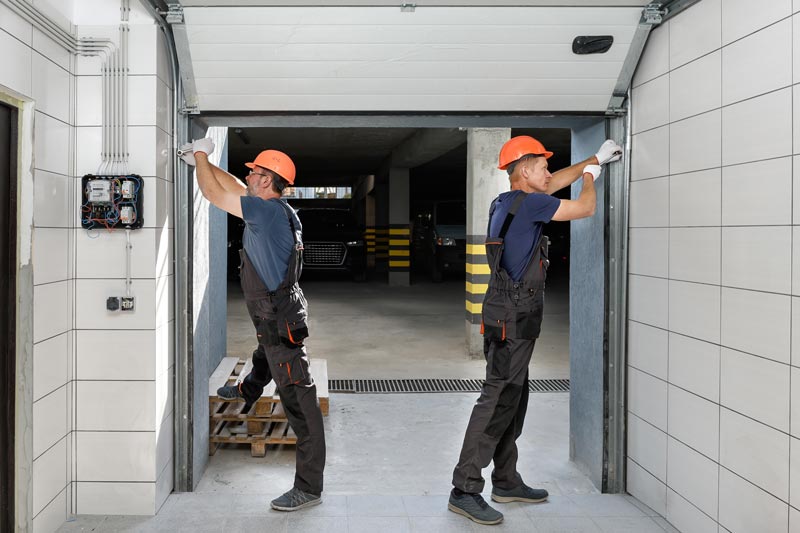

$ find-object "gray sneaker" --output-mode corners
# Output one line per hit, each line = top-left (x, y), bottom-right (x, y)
(491, 484), (548, 504)
(270, 487), (322, 512)
(448, 490), (503, 525)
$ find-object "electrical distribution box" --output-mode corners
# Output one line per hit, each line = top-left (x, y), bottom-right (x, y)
(81, 175), (144, 230)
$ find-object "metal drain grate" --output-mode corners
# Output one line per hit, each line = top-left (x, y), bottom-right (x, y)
(328, 378), (569, 394)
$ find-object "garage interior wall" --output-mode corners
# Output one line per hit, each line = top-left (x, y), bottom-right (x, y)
(626, 1), (800, 532)
(1, 1), (176, 529)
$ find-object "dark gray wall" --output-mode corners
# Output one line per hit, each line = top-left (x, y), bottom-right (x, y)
(568, 120), (606, 489)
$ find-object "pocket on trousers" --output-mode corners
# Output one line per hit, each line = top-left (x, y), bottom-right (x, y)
(275, 353), (311, 387)
(256, 318), (281, 346)
(481, 299), (507, 341)
(277, 290), (309, 346)
(487, 340), (511, 379)
(515, 291), (544, 340)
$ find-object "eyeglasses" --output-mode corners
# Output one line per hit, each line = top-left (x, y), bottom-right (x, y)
(248, 170), (271, 179)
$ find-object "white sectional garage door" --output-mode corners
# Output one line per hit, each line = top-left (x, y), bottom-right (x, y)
(183, 2), (645, 112)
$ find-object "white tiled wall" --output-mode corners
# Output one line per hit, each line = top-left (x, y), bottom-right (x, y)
(1, 3), (174, 530)
(628, 2), (797, 531)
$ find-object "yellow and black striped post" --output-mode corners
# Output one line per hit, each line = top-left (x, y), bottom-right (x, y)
(388, 224), (410, 273)
(375, 226), (389, 272)
(365, 227), (376, 268)
(465, 235), (490, 324)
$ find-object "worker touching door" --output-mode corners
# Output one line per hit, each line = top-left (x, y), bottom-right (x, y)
(448, 135), (622, 526)
(181, 139), (326, 512)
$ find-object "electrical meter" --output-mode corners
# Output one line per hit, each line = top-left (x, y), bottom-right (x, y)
(80, 175), (144, 230)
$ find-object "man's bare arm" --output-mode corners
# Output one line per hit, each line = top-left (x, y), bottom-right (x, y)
(194, 153), (245, 218)
(550, 168), (597, 221)
(545, 156), (598, 195)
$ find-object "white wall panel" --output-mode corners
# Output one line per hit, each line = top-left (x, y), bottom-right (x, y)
(628, 459), (667, 516)
(0, 30), (33, 97)
(668, 333), (720, 403)
(33, 332), (69, 402)
(722, 88), (793, 166)
(669, 169), (721, 227)
(721, 288), (791, 364)
(76, 432), (156, 482)
(76, 482), (155, 515)
(718, 467), (788, 533)
(791, 437), (800, 508)
(33, 281), (70, 344)
(722, 157), (792, 226)
(33, 171), (72, 229)
(32, 386), (67, 459)
(628, 414), (667, 481)
(77, 381), (155, 431)
(76, 228), (157, 279)
(32, 52), (71, 124)
(667, 386), (719, 461)
(665, 489), (718, 533)
(722, 19), (791, 105)
(628, 368), (668, 430)
(668, 0), (721, 69)
(77, 329), (155, 380)
(628, 275), (668, 329)
(630, 177), (669, 228)
(33, 489), (67, 533)
(32, 438), (67, 517)
(75, 279), (156, 330)
(666, 438), (719, 518)
(34, 112), (70, 176)
(633, 21), (669, 88)
(0, 3), (33, 45)
(721, 0), (792, 46)
(669, 110), (721, 175)
(631, 126), (669, 181)
(721, 226), (791, 294)
(629, 228), (668, 278)
(632, 75), (669, 134)
(668, 280), (720, 344)
(720, 348), (790, 432)
(628, 320), (668, 380)
(669, 51), (721, 122)
(32, 28), (70, 73)
(794, 367), (800, 437)
(668, 227), (720, 285)
(33, 228), (70, 285)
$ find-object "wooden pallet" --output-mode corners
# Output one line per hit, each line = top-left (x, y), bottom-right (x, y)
(208, 356), (328, 457)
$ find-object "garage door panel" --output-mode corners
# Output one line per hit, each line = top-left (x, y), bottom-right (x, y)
(193, 60), (622, 80)
(199, 93), (611, 112)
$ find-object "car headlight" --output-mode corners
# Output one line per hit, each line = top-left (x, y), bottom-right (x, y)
(437, 237), (456, 246)
(346, 240), (364, 246)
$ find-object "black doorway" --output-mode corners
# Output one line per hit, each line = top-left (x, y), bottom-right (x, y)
(0, 101), (18, 533)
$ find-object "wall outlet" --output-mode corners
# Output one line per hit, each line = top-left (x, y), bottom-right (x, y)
(106, 296), (120, 311)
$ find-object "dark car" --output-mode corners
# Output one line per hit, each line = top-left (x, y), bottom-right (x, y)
(412, 200), (466, 282)
(296, 208), (367, 281)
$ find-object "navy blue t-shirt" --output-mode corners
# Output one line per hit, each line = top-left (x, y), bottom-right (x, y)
(240, 197), (301, 291)
(488, 190), (560, 281)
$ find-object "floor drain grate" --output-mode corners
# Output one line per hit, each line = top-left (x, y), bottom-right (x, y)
(328, 378), (569, 393)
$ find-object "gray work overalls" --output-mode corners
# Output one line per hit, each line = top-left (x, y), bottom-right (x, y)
(453, 192), (548, 493)
(238, 199), (326, 496)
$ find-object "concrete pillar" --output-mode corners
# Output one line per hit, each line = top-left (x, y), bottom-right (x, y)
(464, 128), (511, 358)
(388, 166), (410, 286)
(374, 171), (389, 275)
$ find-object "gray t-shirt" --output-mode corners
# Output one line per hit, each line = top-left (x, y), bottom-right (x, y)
(240, 196), (301, 291)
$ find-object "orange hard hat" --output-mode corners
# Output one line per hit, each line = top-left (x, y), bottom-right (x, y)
(245, 150), (296, 185)
(497, 136), (553, 170)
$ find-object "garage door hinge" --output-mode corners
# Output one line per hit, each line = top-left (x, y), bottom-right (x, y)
(642, 3), (665, 25)
(165, 4), (185, 25)
(400, 3), (416, 12)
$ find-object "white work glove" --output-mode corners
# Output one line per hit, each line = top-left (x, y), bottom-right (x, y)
(178, 142), (196, 166)
(192, 137), (215, 157)
(583, 164), (602, 182)
(595, 139), (623, 165)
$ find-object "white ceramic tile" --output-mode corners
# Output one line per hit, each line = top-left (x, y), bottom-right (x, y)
(32, 27), (70, 73)
(33, 385), (67, 459)
(669, 333), (721, 403)
(670, 168), (721, 227)
(77, 329), (155, 380)
(629, 228), (668, 278)
(668, 385), (720, 460)
(720, 407), (790, 501)
(128, 24), (158, 76)
(156, 29), (173, 90)
(666, 437), (719, 518)
(33, 170), (72, 229)
(669, 0), (721, 69)
(155, 223), (173, 279)
(75, 126), (101, 176)
(74, 278), (156, 330)
(628, 321), (668, 380)
(75, 75), (101, 127)
(794, 157), (800, 224)
(628, 367), (668, 430)
(722, 157), (792, 225)
(795, 86), (800, 155)
(719, 467), (789, 533)
(794, 14), (800, 84)
(665, 489), (718, 533)
(723, 87), (792, 166)
(669, 227), (720, 285)
(33, 228), (70, 285)
(155, 366), (173, 427)
(143, 177), (172, 229)
(628, 275), (669, 329)
(76, 482), (155, 515)
(33, 280), (70, 343)
(632, 126), (669, 181)
(77, 381), (155, 431)
(154, 126), (171, 181)
(155, 320), (174, 377)
(669, 110), (722, 175)
(155, 460), (173, 513)
(128, 75), (158, 126)
(155, 273), (173, 328)
(32, 488), (67, 533)
(0, 30), (32, 97)
(791, 437), (800, 508)
(34, 111), (70, 176)
(794, 229), (800, 295)
(633, 22), (669, 88)
(0, 3), (33, 45)
(33, 331), (69, 402)
(32, 52), (71, 124)
(670, 51), (721, 122)
(792, 504), (800, 533)
(794, 299), (800, 368)
(76, 228), (157, 279)
(632, 75), (670, 134)
(627, 458), (667, 517)
(721, 347), (790, 432)
(723, 19), (791, 107)
(722, 0), (792, 45)
(793, 368), (800, 439)
(156, 412), (173, 478)
(628, 414), (667, 481)
(630, 178), (669, 228)
(32, 436), (67, 517)
(796, 1), (800, 15)
(76, 431), (156, 481)
(155, 76), (171, 134)
(668, 280), (721, 344)
(721, 288), (791, 364)
(129, 126), (159, 177)
(722, 226), (792, 294)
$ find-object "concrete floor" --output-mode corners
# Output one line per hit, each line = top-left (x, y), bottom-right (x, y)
(59, 274), (676, 532)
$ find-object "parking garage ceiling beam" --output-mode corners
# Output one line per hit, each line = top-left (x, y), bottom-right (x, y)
(390, 128), (466, 168)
